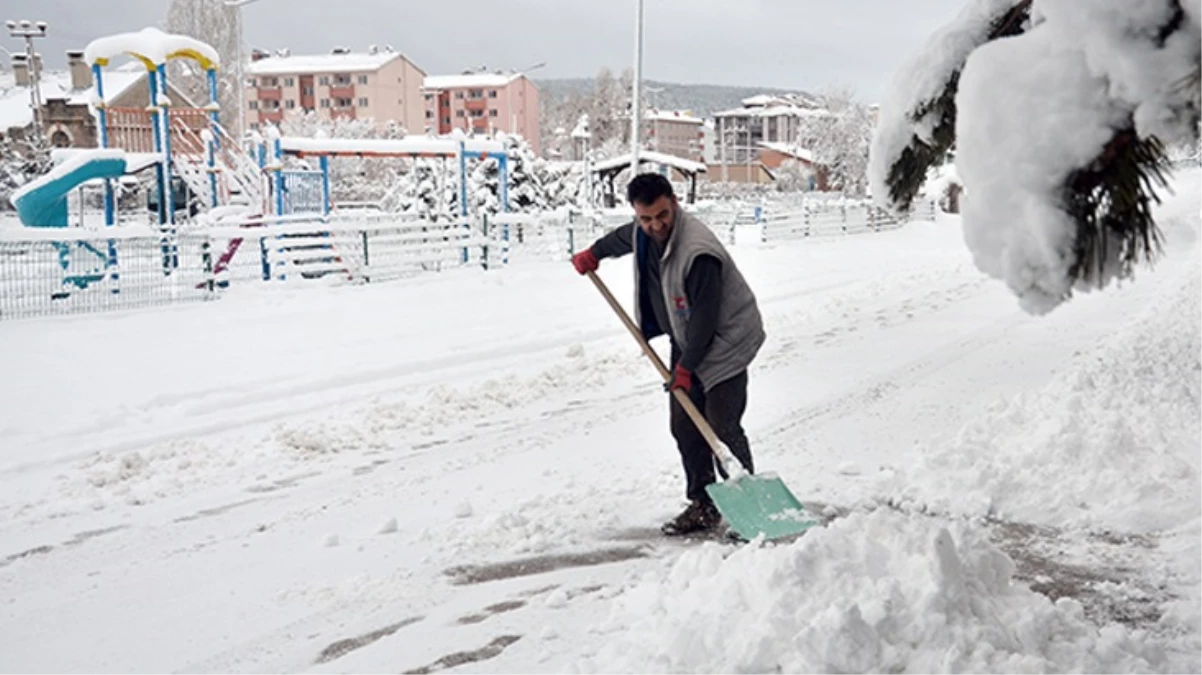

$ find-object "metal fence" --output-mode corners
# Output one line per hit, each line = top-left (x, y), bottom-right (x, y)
(0, 197), (940, 321)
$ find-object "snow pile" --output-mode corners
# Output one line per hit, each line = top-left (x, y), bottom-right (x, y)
(583, 510), (1167, 673)
(884, 215), (1200, 533)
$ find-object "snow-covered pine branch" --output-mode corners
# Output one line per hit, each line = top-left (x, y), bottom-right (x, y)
(871, 0), (1201, 314)
(869, 0), (1032, 214)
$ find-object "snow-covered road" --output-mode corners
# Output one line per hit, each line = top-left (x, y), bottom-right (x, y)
(1, 172), (1198, 672)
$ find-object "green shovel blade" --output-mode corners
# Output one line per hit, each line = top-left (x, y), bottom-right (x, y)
(706, 473), (820, 541)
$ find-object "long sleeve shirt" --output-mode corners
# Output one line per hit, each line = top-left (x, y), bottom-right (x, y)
(590, 222), (721, 373)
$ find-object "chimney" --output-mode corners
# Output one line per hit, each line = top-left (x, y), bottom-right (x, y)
(11, 54), (29, 86)
(250, 48), (270, 62)
(66, 50), (90, 91)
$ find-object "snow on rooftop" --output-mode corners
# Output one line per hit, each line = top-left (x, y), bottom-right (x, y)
(0, 68), (144, 132)
(278, 135), (506, 157)
(591, 150), (707, 174)
(758, 141), (815, 163)
(247, 50), (405, 75)
(85, 27), (220, 70)
(646, 109), (703, 124)
(424, 72), (522, 90)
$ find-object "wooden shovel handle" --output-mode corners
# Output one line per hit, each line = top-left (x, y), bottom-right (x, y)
(586, 270), (732, 477)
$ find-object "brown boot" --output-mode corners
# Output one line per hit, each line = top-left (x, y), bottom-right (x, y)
(661, 499), (721, 536)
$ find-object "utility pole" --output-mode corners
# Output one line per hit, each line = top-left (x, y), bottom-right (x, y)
(5, 19), (49, 147)
(629, 0), (643, 177)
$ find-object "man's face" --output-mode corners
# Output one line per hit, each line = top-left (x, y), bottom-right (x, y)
(633, 195), (676, 244)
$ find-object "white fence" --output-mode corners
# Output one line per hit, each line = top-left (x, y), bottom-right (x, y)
(0, 197), (939, 321)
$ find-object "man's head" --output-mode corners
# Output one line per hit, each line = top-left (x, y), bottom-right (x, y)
(627, 173), (677, 244)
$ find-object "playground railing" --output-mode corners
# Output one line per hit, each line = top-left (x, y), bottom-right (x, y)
(0, 227), (211, 321)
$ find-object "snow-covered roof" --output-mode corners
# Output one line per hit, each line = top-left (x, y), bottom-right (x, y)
(713, 104), (831, 119)
(424, 72), (521, 90)
(247, 51), (406, 76)
(0, 67), (144, 132)
(85, 27), (220, 70)
(278, 135), (506, 157)
(758, 141), (815, 163)
(591, 150), (707, 175)
(647, 109), (704, 125)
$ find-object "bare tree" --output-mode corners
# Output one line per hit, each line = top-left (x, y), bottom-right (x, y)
(164, 0), (242, 132)
(795, 87), (873, 196)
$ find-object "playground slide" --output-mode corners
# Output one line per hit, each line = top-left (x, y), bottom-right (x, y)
(9, 149), (129, 228)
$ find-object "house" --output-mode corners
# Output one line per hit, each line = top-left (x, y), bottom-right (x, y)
(421, 70), (540, 155)
(1, 51), (192, 151)
(244, 46), (427, 132)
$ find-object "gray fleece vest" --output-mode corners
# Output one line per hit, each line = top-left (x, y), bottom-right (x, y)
(633, 207), (766, 391)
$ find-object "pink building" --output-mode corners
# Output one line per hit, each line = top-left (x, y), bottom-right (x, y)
(422, 72), (540, 154)
(244, 47), (426, 131)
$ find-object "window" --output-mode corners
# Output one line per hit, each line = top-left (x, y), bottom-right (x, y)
(333, 74), (351, 85)
(489, 90), (497, 98)
(454, 91), (464, 99)
(469, 109), (483, 118)
(303, 86), (314, 96)
(424, 94), (433, 101)
(259, 76), (278, 87)
(357, 75), (368, 85)
(319, 76), (330, 85)
(336, 97), (353, 107)
(469, 89), (483, 99)
(50, 129), (71, 147)
(249, 122), (260, 130)
(284, 77), (295, 87)
(320, 98), (330, 108)
(249, 100), (258, 109)
(489, 109), (497, 117)
(442, 116), (450, 125)
(358, 97), (369, 107)
(266, 100), (281, 109)
(425, 110), (434, 118)
(456, 110), (464, 117)
(285, 99), (296, 109)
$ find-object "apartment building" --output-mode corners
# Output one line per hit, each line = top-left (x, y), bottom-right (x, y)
(422, 71), (540, 155)
(712, 93), (827, 164)
(244, 47), (426, 131)
(646, 109), (704, 162)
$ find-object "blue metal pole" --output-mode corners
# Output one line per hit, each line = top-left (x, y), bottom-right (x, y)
(158, 64), (175, 228)
(459, 141), (469, 264)
(206, 68), (221, 148)
(94, 63), (119, 293)
(274, 138), (285, 216)
(148, 68), (166, 225)
(320, 155), (330, 219)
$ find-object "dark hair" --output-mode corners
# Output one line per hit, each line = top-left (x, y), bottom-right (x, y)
(626, 172), (675, 206)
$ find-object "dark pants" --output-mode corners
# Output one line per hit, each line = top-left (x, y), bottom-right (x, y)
(669, 370), (754, 503)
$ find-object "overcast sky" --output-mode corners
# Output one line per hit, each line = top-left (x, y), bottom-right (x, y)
(14, 0), (965, 102)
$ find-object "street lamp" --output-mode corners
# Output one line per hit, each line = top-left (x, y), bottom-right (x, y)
(6, 18), (49, 147)
(223, 0), (265, 140)
(630, 0), (644, 177)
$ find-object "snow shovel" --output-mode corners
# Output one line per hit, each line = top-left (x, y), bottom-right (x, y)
(586, 270), (819, 541)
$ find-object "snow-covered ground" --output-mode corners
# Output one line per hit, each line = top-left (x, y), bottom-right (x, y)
(0, 170), (1198, 673)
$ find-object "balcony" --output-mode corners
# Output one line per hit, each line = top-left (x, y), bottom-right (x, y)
(464, 97), (488, 111)
(328, 84), (355, 99)
(257, 87), (282, 101)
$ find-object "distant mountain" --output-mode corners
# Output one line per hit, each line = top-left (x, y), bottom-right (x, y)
(533, 78), (811, 118)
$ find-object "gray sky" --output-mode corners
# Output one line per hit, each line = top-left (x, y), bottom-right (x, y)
(14, 0), (965, 102)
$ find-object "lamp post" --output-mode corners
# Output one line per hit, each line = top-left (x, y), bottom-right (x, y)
(630, 0), (644, 177)
(5, 19), (49, 147)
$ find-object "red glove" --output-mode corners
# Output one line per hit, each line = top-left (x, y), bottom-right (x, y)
(665, 365), (693, 393)
(571, 248), (599, 275)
